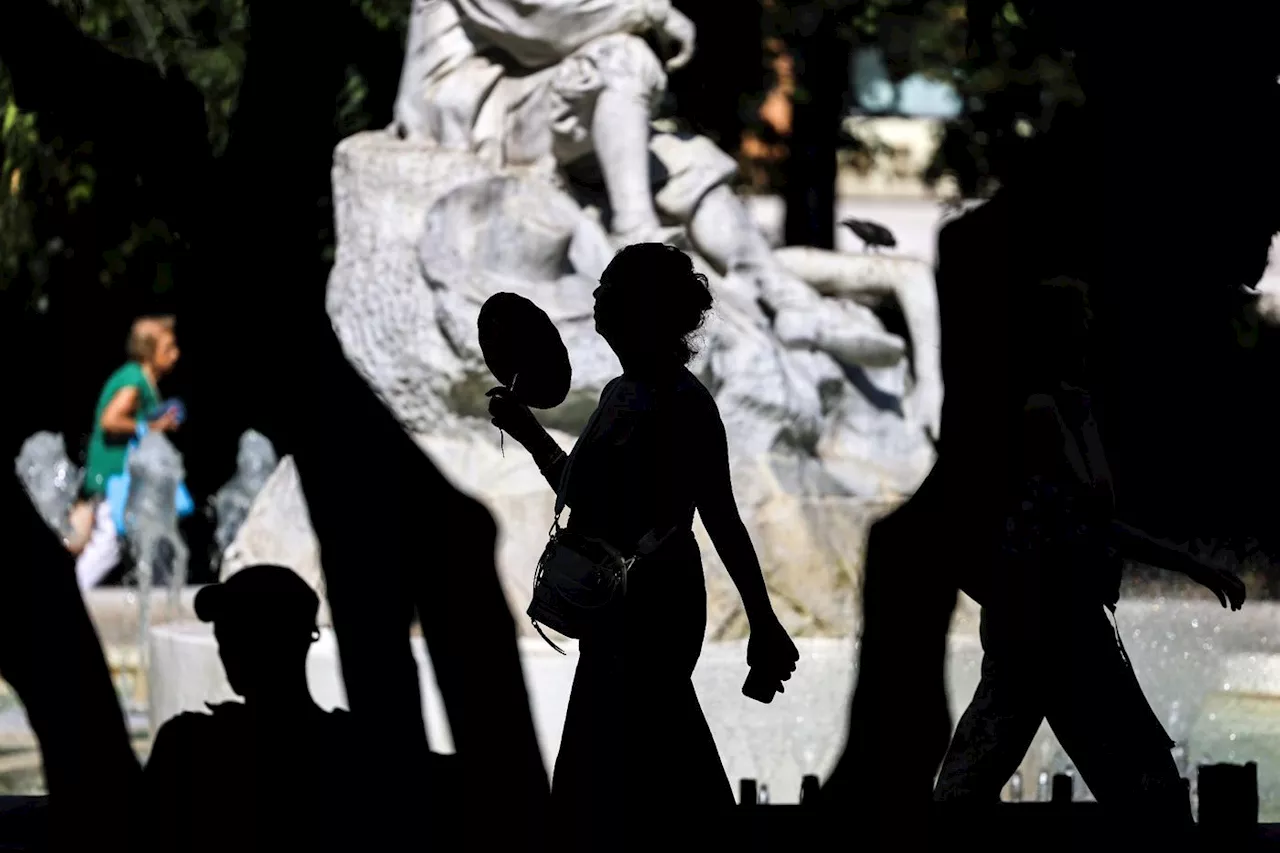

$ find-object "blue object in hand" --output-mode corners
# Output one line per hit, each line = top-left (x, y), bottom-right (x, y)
(149, 398), (186, 425)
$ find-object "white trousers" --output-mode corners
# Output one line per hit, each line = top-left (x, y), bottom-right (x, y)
(75, 499), (121, 590)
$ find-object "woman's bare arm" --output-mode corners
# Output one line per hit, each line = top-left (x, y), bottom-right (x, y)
(1110, 520), (1245, 608)
(1024, 393), (1243, 607)
(1110, 522), (1203, 576)
(692, 396), (773, 624)
(528, 379), (621, 498)
(525, 428), (568, 493)
(99, 387), (142, 437)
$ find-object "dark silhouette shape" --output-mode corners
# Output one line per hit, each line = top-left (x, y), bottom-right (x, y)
(0, 2), (551, 848)
(799, 774), (820, 804)
(839, 218), (898, 253)
(214, 5), (552, 838)
(488, 243), (798, 848)
(935, 277), (1244, 821)
(742, 665), (784, 703)
(0, 472), (140, 852)
(778, 3), (845, 251)
(478, 292), (573, 410)
(4, 1), (1280, 849)
(1199, 762), (1259, 841)
(144, 564), (456, 851)
(663, 0), (763, 157)
(821, 4), (1280, 845)
(203, 4), (552, 841)
(1051, 773), (1073, 803)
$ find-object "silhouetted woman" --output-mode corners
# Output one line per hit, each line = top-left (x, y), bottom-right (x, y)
(488, 243), (799, 842)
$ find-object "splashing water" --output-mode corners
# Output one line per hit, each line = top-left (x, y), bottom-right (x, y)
(210, 430), (278, 568)
(124, 430), (189, 710)
(14, 432), (83, 538)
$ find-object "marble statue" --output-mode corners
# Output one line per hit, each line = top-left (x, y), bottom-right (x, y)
(392, 0), (940, 377)
(314, 0), (947, 638)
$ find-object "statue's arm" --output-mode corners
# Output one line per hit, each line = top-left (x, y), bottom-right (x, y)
(901, 261), (944, 441)
(452, 0), (671, 67)
(770, 245), (944, 439)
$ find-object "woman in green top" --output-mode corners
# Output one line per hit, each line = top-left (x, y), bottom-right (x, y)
(72, 316), (182, 590)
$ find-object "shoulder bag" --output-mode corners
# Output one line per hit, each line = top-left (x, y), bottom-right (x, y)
(527, 383), (690, 654)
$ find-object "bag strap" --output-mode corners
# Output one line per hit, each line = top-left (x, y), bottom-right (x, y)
(552, 380), (619, 522)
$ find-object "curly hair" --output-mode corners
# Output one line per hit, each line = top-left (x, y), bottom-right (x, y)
(599, 243), (714, 365)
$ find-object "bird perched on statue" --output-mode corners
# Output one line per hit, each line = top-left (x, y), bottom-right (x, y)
(840, 218), (898, 253)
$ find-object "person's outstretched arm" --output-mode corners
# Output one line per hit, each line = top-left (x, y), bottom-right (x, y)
(690, 396), (772, 624)
(1029, 394), (1247, 610)
(1110, 521), (1246, 610)
(487, 380), (629, 496)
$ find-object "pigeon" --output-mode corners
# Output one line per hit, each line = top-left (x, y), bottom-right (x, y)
(840, 218), (898, 253)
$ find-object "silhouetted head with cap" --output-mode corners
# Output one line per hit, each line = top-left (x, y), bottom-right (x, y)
(194, 564), (321, 707)
(593, 243), (713, 375)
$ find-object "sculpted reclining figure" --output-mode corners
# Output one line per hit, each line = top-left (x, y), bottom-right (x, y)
(393, 0), (923, 374)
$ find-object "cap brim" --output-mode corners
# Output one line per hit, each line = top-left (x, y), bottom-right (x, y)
(193, 584), (225, 623)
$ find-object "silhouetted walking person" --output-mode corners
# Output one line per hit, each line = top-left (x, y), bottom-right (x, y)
(934, 278), (1245, 822)
(489, 243), (799, 846)
(143, 565), (402, 851)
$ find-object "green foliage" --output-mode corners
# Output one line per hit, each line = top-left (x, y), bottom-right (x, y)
(0, 0), (1080, 310)
(0, 1), (238, 302)
(0, 1), (409, 314)
(922, 0), (1082, 196)
(761, 0), (1081, 196)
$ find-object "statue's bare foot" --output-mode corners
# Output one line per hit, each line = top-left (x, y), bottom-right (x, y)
(773, 301), (907, 368)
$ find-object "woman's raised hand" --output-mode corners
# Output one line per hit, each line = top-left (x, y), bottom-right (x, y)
(486, 386), (542, 445)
